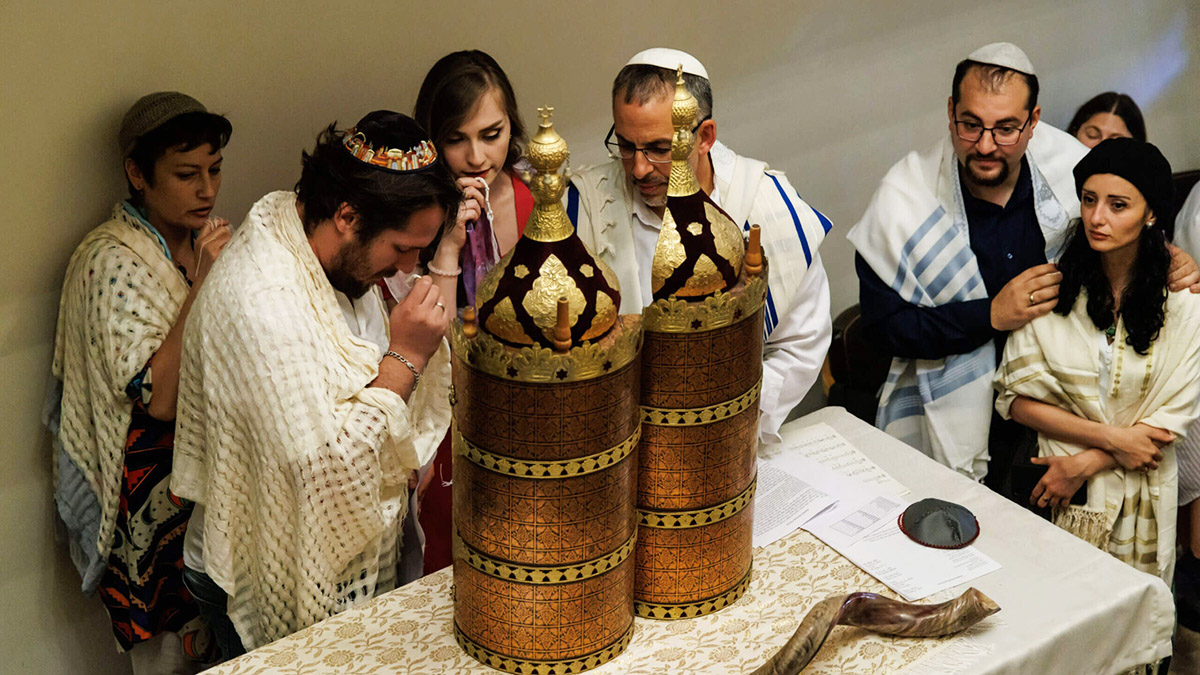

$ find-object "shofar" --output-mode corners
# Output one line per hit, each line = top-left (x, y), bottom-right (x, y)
(751, 587), (1000, 674)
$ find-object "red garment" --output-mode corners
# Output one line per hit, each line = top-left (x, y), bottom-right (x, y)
(420, 171), (531, 574)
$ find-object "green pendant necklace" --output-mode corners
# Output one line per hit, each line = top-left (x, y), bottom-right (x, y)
(1105, 324), (1116, 339)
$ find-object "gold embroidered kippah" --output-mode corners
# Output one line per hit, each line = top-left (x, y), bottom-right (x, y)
(342, 128), (438, 172)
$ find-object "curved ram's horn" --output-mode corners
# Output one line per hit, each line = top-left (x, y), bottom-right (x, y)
(751, 587), (1000, 674)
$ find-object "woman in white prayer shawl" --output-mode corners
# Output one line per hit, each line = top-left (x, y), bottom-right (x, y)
(51, 92), (232, 672)
(995, 138), (1200, 584)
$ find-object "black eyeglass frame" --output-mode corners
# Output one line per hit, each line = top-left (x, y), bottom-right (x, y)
(952, 114), (1032, 147)
(603, 116), (712, 164)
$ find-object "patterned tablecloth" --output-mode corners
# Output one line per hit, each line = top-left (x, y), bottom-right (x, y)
(205, 407), (1173, 674)
(205, 525), (991, 674)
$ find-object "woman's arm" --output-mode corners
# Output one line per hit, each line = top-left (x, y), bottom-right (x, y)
(145, 221), (231, 420)
(425, 178), (488, 310)
(1009, 395), (1171, 471)
(1029, 450), (1116, 510)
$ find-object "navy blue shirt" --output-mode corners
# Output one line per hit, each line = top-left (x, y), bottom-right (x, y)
(857, 157), (1043, 363)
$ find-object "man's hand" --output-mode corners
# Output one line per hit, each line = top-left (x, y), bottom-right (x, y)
(990, 263), (1062, 331)
(1167, 244), (1200, 293)
(1030, 454), (1090, 510)
(387, 275), (450, 372)
(1104, 423), (1172, 471)
(193, 218), (232, 285)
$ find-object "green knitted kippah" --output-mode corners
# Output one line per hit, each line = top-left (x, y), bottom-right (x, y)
(118, 91), (208, 157)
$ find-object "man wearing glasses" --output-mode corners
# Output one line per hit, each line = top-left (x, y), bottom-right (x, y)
(849, 43), (1196, 492)
(567, 47), (834, 446)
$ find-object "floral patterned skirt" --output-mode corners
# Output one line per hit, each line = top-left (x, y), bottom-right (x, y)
(96, 397), (215, 660)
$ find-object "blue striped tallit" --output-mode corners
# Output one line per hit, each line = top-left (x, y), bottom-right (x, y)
(847, 125), (1084, 480)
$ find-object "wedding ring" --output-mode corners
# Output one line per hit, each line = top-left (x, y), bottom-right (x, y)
(1028, 292), (1036, 306)
(436, 302), (446, 311)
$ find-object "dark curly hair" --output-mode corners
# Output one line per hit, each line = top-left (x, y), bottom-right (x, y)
(1053, 218), (1170, 354)
(294, 114), (460, 243)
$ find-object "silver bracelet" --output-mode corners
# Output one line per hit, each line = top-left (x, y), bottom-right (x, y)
(426, 261), (461, 277)
(384, 350), (421, 388)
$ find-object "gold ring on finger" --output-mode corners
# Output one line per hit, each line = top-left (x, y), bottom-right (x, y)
(1028, 291), (1036, 306)
(436, 302), (446, 311)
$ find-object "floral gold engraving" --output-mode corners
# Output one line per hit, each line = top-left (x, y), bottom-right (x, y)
(639, 478), (756, 529)
(451, 315), (641, 383)
(634, 566), (753, 620)
(642, 268), (768, 333)
(454, 621), (634, 675)
(642, 378), (762, 427)
(456, 532), (637, 585)
(454, 427), (639, 479)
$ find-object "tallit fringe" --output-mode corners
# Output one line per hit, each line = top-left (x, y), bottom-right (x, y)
(1054, 506), (1112, 550)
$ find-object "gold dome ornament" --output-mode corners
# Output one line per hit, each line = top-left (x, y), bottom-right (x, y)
(651, 66), (745, 300)
(474, 107), (621, 348)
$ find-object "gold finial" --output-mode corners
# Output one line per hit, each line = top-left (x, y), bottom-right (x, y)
(651, 64), (744, 299)
(524, 106), (573, 242)
(669, 64), (700, 165)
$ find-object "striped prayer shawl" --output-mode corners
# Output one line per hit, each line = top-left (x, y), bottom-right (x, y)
(847, 124), (1085, 479)
(995, 291), (1200, 583)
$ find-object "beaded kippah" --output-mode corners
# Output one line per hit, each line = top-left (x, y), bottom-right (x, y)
(343, 129), (438, 172)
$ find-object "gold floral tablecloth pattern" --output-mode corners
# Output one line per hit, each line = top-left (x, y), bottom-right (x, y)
(205, 527), (994, 674)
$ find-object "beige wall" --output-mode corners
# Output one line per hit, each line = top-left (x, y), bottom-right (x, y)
(1, 1), (1196, 672)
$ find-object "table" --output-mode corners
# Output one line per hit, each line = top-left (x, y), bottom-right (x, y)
(205, 407), (1173, 674)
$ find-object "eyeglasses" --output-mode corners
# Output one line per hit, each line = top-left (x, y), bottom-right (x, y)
(603, 117), (710, 164)
(953, 115), (1031, 146)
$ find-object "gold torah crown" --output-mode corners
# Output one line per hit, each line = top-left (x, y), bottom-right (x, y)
(651, 66), (745, 299)
(473, 107), (621, 347)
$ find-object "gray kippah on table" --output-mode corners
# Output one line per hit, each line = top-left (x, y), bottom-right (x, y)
(118, 91), (208, 157)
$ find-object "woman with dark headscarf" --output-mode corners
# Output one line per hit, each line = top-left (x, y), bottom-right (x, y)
(995, 138), (1200, 585)
(50, 92), (232, 672)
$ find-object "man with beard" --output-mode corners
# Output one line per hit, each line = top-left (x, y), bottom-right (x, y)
(850, 43), (1196, 491)
(171, 111), (460, 656)
(568, 48), (833, 446)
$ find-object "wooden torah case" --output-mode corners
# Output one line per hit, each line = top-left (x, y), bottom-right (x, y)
(635, 265), (767, 619)
(450, 316), (642, 673)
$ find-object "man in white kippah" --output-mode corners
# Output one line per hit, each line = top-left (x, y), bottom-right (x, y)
(567, 47), (834, 447)
(847, 43), (1198, 490)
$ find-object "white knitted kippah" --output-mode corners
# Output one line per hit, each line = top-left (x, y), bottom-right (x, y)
(624, 48), (709, 80)
(966, 42), (1036, 76)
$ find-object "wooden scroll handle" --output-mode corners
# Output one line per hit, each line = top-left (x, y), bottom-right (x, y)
(552, 296), (572, 352)
(751, 587), (1000, 674)
(462, 304), (477, 339)
(745, 225), (763, 277)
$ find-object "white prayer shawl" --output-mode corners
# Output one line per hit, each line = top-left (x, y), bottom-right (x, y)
(172, 191), (450, 649)
(1166, 182), (1200, 505)
(995, 291), (1200, 583)
(569, 140), (828, 317)
(568, 141), (832, 443)
(51, 204), (189, 585)
(846, 124), (1086, 479)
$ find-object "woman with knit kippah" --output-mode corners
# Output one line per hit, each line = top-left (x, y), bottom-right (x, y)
(995, 138), (1200, 586)
(49, 91), (232, 672)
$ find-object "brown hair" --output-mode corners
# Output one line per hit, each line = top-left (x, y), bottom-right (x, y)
(413, 50), (526, 169)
